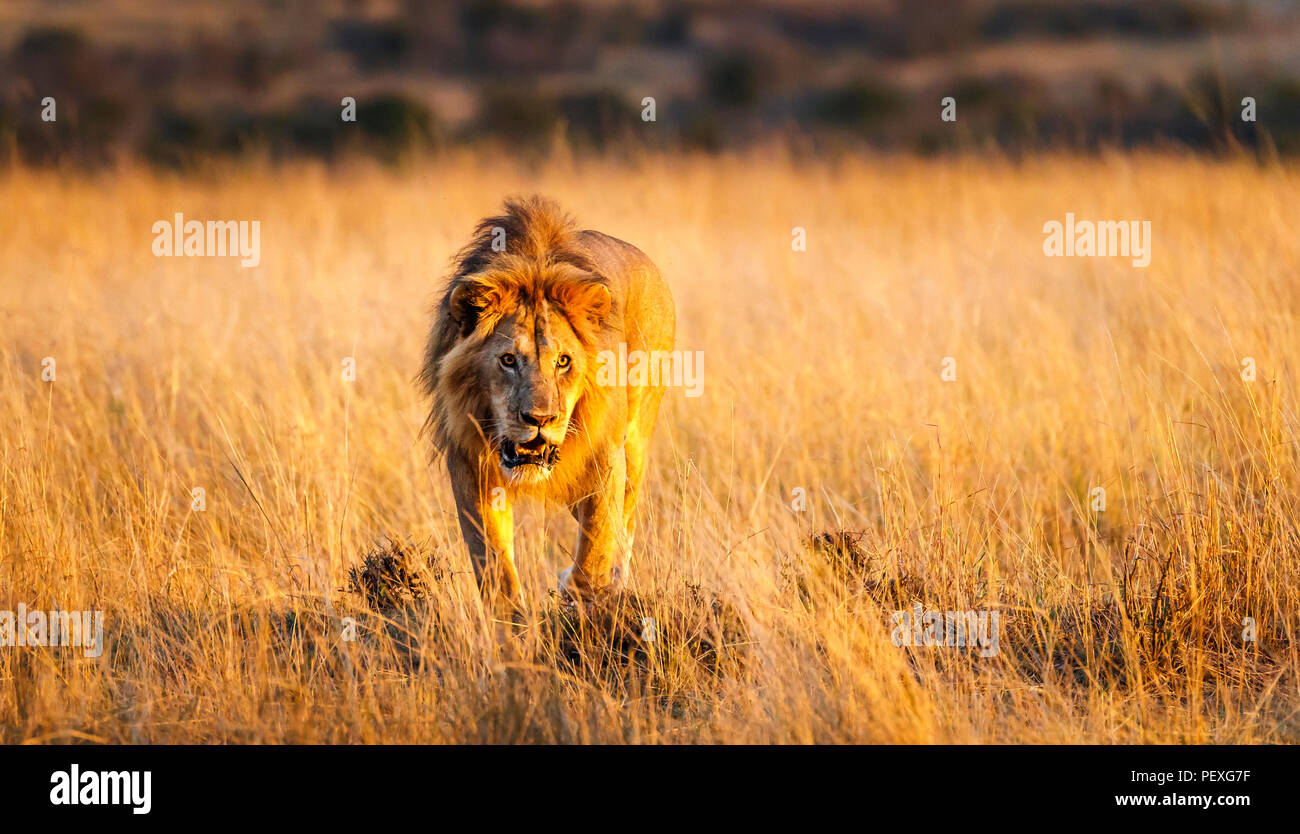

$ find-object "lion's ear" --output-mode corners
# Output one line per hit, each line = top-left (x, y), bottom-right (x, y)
(449, 282), (482, 331)
(449, 275), (511, 334)
(574, 281), (612, 328)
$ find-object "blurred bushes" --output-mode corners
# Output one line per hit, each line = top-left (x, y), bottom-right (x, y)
(706, 53), (766, 109)
(141, 95), (440, 167)
(1, 1), (1297, 167)
(472, 86), (560, 147)
(332, 19), (413, 71)
(812, 80), (905, 131)
(557, 90), (640, 150)
(981, 0), (1236, 40)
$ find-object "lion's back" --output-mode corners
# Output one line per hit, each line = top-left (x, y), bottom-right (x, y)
(578, 230), (675, 355)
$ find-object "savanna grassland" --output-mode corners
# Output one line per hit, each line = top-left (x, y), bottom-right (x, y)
(2, 152), (1298, 743)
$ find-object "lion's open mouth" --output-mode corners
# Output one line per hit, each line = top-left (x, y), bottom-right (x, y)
(500, 436), (560, 470)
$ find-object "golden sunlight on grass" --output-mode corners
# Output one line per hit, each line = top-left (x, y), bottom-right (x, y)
(1, 152), (1297, 742)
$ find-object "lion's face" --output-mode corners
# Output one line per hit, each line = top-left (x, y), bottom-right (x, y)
(434, 259), (612, 486)
(480, 306), (588, 482)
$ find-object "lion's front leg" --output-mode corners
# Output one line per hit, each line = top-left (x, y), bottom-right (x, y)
(560, 449), (628, 599)
(447, 449), (522, 615)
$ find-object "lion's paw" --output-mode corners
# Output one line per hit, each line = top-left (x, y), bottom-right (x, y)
(557, 565), (579, 600)
(557, 564), (628, 602)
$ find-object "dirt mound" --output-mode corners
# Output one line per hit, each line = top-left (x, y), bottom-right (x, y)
(346, 538), (443, 609)
(536, 582), (751, 696)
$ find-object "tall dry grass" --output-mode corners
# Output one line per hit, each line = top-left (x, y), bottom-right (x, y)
(1, 151), (1297, 743)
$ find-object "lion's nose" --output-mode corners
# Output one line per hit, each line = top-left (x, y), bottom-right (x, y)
(520, 409), (558, 428)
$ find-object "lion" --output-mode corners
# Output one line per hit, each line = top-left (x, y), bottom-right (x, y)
(419, 196), (675, 613)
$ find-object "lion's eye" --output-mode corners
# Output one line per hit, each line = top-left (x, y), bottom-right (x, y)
(499, 353), (516, 368)
(556, 354), (571, 369)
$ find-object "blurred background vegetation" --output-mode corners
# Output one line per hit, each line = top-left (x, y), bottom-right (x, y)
(1, 0), (1298, 166)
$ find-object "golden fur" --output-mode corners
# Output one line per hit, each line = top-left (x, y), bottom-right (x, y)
(420, 197), (675, 611)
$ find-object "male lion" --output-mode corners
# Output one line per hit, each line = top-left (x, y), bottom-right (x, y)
(420, 197), (675, 612)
